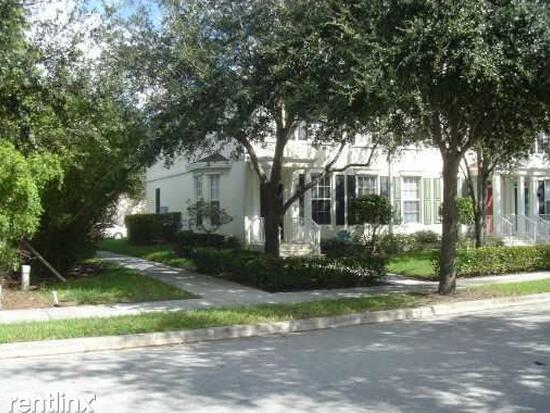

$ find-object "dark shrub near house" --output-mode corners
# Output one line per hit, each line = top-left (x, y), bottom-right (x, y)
(379, 233), (416, 255)
(180, 246), (387, 292)
(433, 245), (550, 277)
(321, 238), (366, 258)
(411, 230), (440, 249)
(173, 231), (241, 256)
(125, 212), (181, 244)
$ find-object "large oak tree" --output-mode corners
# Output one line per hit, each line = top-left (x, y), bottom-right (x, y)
(330, 0), (550, 293)
(127, 0), (389, 257)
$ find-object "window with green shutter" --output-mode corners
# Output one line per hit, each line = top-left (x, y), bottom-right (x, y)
(423, 178), (432, 224)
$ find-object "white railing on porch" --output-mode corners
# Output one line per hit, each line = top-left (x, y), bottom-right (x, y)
(487, 214), (513, 242)
(283, 217), (321, 254)
(488, 214), (550, 245)
(244, 216), (265, 245)
(535, 215), (550, 243)
(505, 214), (538, 244)
(244, 216), (321, 254)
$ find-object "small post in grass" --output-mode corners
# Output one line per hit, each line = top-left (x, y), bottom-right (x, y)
(21, 265), (31, 291)
(52, 291), (59, 307)
(0, 285), (2, 310)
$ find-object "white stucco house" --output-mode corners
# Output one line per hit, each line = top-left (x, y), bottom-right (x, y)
(145, 132), (550, 254)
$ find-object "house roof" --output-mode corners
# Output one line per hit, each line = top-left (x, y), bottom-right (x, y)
(195, 153), (229, 163)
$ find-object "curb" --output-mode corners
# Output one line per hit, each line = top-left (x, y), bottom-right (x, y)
(1, 293), (549, 360)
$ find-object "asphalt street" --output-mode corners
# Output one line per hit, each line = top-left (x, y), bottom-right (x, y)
(1, 303), (549, 413)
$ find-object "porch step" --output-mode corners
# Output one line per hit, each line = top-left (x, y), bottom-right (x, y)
(280, 242), (316, 257)
(504, 236), (550, 246)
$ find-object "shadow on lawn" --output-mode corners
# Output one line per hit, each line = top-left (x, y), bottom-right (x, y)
(2, 306), (549, 412)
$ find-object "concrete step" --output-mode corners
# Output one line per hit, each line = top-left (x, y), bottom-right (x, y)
(280, 242), (316, 257)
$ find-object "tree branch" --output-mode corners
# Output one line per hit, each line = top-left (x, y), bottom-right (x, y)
(460, 154), (478, 221)
(236, 135), (267, 183)
(282, 142), (379, 213)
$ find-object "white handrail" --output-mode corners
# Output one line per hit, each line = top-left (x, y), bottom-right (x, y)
(245, 215), (321, 253)
(487, 214), (513, 242)
(244, 216), (265, 245)
(505, 214), (538, 244)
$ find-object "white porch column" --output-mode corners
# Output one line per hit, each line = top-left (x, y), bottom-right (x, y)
(530, 177), (539, 217)
(492, 174), (502, 216)
(518, 176), (525, 216)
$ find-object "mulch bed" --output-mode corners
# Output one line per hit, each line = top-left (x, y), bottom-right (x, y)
(0, 278), (50, 310)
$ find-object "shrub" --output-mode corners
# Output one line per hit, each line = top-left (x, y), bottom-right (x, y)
(0, 142), (62, 276)
(457, 197), (475, 225)
(378, 231), (440, 255)
(379, 233), (416, 255)
(349, 194), (392, 249)
(173, 230), (240, 256)
(125, 213), (182, 244)
(433, 245), (550, 277)
(182, 247), (387, 292)
(412, 230), (440, 247)
(321, 238), (365, 258)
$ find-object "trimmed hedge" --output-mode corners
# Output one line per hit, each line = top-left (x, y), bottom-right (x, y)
(173, 231), (240, 256)
(433, 245), (550, 277)
(125, 213), (181, 244)
(181, 247), (387, 292)
(321, 238), (366, 258)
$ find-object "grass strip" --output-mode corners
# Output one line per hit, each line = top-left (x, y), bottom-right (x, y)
(2, 279), (549, 344)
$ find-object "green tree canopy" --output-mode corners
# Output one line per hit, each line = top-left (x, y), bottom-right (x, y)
(119, 0), (391, 256)
(327, 0), (550, 293)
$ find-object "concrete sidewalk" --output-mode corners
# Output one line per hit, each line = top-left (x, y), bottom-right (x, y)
(1, 251), (549, 325)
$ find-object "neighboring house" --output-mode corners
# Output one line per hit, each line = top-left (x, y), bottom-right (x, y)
(145, 133), (550, 253)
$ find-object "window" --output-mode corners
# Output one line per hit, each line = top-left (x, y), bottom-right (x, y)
(209, 175), (220, 225)
(402, 177), (421, 223)
(194, 175), (203, 200)
(357, 175), (378, 196)
(194, 175), (203, 225)
(311, 174), (331, 225)
(347, 175), (356, 225)
(380, 176), (390, 200)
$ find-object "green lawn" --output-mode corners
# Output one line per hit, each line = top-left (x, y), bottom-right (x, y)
(465, 278), (550, 298)
(2, 278), (549, 344)
(387, 251), (436, 279)
(0, 293), (424, 343)
(98, 239), (193, 270)
(39, 264), (195, 305)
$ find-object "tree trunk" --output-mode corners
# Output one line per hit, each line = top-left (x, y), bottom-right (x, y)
(473, 156), (489, 248)
(262, 182), (282, 258)
(439, 152), (461, 295)
(474, 184), (489, 248)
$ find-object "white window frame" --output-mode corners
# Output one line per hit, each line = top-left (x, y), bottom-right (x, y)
(311, 174), (332, 225)
(208, 174), (221, 226)
(402, 176), (422, 224)
(194, 175), (203, 200)
(209, 174), (220, 203)
(356, 174), (379, 197)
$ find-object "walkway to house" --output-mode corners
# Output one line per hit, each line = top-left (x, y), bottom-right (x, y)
(1, 251), (549, 325)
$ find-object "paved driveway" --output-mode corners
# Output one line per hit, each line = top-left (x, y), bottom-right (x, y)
(1, 303), (549, 413)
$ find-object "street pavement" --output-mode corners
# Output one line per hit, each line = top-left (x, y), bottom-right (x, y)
(1, 302), (549, 413)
